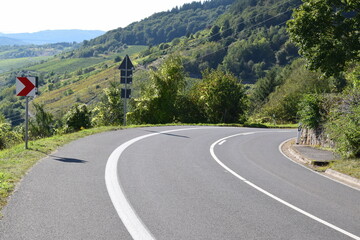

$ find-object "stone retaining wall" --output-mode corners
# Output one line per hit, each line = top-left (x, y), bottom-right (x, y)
(300, 127), (335, 148)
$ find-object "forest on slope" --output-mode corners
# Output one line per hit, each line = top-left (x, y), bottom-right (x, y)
(138, 0), (302, 82)
(87, 0), (235, 46)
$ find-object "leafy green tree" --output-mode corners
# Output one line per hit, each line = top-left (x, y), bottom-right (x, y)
(222, 38), (275, 82)
(287, 0), (360, 77)
(297, 94), (326, 129)
(92, 82), (123, 126)
(174, 93), (206, 123)
(197, 69), (247, 123)
(63, 104), (92, 132)
(114, 56), (122, 63)
(129, 55), (185, 124)
(209, 25), (221, 42)
(29, 103), (54, 139)
(191, 41), (227, 73)
(251, 66), (284, 109)
(275, 41), (299, 65)
(259, 59), (332, 122)
(221, 19), (232, 38)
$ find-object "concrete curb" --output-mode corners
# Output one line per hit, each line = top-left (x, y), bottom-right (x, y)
(288, 145), (312, 165)
(325, 169), (360, 187)
(281, 139), (360, 190)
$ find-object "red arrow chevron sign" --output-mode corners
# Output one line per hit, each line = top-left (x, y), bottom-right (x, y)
(16, 77), (37, 96)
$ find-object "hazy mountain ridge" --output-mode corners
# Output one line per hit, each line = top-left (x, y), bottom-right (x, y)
(0, 30), (105, 45)
(0, 36), (26, 46)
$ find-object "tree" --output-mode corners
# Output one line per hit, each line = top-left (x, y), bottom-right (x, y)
(222, 38), (276, 82)
(197, 69), (247, 123)
(209, 25), (221, 42)
(221, 19), (232, 38)
(298, 94), (325, 129)
(29, 103), (54, 139)
(92, 82), (123, 126)
(251, 66), (284, 109)
(63, 104), (92, 132)
(287, 0), (360, 77)
(114, 56), (122, 63)
(259, 59), (333, 123)
(129, 55), (186, 124)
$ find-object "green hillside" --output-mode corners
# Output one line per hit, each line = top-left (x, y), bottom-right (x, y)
(0, 56), (50, 74)
(29, 46), (145, 116)
(87, 0), (235, 47)
(138, 0), (302, 82)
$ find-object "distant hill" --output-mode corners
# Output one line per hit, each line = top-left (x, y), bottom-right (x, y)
(0, 36), (26, 46)
(0, 30), (105, 45)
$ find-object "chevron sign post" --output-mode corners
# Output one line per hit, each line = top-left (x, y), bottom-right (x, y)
(16, 76), (38, 96)
(16, 76), (38, 149)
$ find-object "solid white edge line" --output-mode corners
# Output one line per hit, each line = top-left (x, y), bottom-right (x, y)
(105, 134), (156, 240)
(210, 133), (360, 240)
(105, 127), (217, 240)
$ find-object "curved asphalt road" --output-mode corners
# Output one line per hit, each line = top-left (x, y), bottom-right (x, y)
(1, 126), (359, 240)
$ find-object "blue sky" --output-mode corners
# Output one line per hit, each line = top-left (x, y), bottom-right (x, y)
(1, 0), (203, 33)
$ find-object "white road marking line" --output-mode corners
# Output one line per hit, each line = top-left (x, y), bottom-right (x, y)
(105, 134), (156, 240)
(219, 140), (226, 145)
(210, 132), (360, 240)
(105, 127), (216, 240)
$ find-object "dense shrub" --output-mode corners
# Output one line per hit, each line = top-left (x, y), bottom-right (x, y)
(29, 103), (55, 139)
(62, 104), (92, 133)
(325, 71), (360, 158)
(297, 94), (325, 129)
(92, 82), (124, 126)
(195, 69), (248, 123)
(259, 59), (332, 123)
(129, 55), (185, 124)
(0, 115), (22, 150)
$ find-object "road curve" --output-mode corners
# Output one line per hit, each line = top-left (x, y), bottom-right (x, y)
(113, 127), (360, 239)
(1, 126), (359, 240)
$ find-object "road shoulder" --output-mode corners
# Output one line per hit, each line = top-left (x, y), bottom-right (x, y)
(280, 138), (360, 191)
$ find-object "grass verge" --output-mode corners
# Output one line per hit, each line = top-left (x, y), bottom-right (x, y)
(330, 159), (360, 179)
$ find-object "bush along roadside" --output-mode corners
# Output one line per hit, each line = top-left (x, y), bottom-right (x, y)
(296, 75), (360, 180)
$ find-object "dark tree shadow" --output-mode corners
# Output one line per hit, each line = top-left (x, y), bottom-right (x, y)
(32, 149), (87, 163)
(51, 157), (87, 163)
(144, 130), (190, 139)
